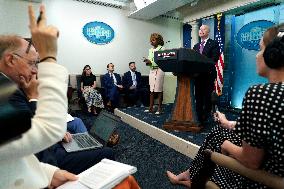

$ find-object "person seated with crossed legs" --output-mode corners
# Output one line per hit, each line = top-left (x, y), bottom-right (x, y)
(102, 63), (123, 110)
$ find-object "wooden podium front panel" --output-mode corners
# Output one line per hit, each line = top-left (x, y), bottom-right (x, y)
(171, 75), (193, 122)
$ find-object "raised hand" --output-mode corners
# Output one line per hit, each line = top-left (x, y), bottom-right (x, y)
(28, 4), (58, 61)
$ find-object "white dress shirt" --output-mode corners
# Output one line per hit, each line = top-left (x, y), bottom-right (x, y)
(130, 71), (137, 87)
(110, 72), (117, 85)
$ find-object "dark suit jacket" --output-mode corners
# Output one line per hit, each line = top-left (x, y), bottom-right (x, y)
(122, 71), (142, 90)
(193, 38), (220, 63)
(193, 38), (220, 79)
(0, 88), (31, 145)
(9, 90), (37, 116)
(8, 89), (58, 166)
(102, 72), (122, 89)
(8, 86), (115, 174)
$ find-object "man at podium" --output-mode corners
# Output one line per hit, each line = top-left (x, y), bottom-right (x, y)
(193, 25), (220, 124)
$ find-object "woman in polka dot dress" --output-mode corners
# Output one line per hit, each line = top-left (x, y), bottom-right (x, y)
(166, 24), (284, 188)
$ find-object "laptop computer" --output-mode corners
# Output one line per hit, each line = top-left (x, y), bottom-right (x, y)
(62, 111), (121, 152)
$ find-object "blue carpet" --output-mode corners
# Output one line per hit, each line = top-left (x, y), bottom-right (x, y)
(118, 104), (240, 146)
(72, 105), (240, 188)
(119, 104), (213, 146)
(112, 122), (192, 188)
(72, 110), (191, 188)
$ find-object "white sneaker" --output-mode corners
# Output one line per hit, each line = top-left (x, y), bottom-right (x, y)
(144, 109), (150, 112)
(155, 111), (161, 115)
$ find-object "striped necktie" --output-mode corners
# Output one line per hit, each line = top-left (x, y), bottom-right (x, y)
(199, 40), (205, 54)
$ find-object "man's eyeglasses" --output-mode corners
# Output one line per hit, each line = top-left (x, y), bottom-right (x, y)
(24, 38), (32, 54)
(12, 53), (39, 69)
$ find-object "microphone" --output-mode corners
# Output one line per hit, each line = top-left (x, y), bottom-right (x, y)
(211, 92), (219, 113)
(211, 92), (221, 124)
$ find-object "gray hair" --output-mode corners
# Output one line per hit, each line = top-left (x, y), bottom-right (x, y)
(0, 35), (22, 59)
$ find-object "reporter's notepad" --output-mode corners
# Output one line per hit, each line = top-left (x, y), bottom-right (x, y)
(57, 159), (137, 189)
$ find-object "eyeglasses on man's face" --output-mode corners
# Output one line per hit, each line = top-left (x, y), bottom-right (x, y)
(24, 38), (32, 54)
(12, 53), (39, 70)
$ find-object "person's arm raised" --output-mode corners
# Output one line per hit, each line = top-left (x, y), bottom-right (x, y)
(0, 4), (67, 161)
(29, 5), (58, 62)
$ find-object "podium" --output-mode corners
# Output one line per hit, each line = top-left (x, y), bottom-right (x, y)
(154, 48), (215, 132)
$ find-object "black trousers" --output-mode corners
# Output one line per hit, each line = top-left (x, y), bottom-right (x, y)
(37, 144), (115, 174)
(125, 87), (149, 106)
(194, 73), (215, 123)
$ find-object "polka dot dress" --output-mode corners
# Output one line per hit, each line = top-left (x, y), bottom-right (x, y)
(188, 83), (284, 189)
(235, 83), (284, 188)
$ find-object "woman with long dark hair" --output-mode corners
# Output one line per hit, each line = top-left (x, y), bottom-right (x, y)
(81, 65), (104, 115)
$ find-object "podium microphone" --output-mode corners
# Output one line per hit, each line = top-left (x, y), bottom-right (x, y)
(211, 92), (219, 113)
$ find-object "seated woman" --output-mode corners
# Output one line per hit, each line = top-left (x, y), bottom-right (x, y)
(81, 65), (104, 115)
(167, 24), (284, 188)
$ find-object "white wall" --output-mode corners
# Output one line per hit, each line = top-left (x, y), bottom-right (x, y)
(180, 0), (262, 22)
(0, 0), (182, 75)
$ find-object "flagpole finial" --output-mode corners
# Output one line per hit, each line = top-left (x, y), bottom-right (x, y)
(217, 13), (222, 21)
(217, 13), (222, 31)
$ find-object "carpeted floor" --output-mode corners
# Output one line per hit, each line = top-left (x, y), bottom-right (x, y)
(118, 104), (239, 146)
(72, 110), (191, 188)
(118, 104), (211, 146)
(72, 104), (240, 188)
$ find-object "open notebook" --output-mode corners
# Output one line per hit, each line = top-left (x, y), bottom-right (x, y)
(57, 159), (137, 189)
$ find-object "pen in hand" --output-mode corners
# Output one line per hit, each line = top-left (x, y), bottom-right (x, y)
(36, 11), (43, 24)
(25, 11), (43, 54)
(36, 10), (59, 37)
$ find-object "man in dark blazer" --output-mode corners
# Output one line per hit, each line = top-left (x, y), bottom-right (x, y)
(193, 24), (220, 125)
(122, 62), (148, 106)
(102, 63), (123, 108)
(8, 82), (115, 175)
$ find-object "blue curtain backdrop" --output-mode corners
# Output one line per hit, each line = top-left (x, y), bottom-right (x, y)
(183, 24), (192, 48)
(230, 5), (283, 108)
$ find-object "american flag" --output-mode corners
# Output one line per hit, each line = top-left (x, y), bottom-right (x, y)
(214, 14), (224, 96)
